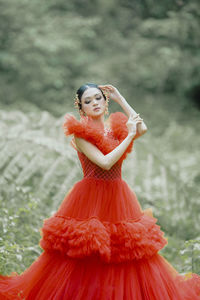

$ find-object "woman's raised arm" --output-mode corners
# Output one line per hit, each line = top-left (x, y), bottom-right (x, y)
(99, 84), (148, 139)
(74, 132), (135, 171)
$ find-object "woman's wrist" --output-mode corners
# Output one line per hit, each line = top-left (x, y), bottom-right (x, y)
(127, 132), (135, 139)
(117, 95), (138, 118)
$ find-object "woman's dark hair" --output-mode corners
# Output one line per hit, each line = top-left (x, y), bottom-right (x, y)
(76, 83), (106, 111)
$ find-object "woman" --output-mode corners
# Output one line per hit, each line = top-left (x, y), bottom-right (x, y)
(0, 83), (200, 299)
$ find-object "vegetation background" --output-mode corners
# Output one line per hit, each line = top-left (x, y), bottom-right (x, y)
(0, 0), (200, 276)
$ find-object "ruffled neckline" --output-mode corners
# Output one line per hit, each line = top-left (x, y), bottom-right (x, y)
(62, 111), (135, 163)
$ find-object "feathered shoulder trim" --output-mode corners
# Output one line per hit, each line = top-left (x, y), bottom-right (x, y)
(62, 112), (134, 163)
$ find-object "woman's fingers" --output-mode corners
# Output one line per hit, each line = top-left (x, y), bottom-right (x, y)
(99, 85), (113, 91)
(98, 85), (109, 89)
(130, 114), (143, 121)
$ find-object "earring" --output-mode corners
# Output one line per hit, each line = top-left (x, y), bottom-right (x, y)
(103, 91), (110, 115)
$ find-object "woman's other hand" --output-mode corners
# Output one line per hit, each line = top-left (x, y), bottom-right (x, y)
(126, 114), (143, 137)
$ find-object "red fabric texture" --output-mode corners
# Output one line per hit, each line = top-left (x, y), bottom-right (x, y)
(0, 111), (200, 299)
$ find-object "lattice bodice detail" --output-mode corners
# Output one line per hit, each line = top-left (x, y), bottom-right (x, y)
(77, 151), (122, 180)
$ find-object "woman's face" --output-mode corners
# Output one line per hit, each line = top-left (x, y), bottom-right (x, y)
(80, 87), (106, 118)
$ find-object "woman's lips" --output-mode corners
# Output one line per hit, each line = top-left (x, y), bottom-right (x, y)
(93, 107), (100, 111)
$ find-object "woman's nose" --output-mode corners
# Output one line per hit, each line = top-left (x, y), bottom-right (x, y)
(93, 99), (98, 105)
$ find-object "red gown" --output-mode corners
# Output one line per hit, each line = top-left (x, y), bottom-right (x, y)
(0, 111), (200, 299)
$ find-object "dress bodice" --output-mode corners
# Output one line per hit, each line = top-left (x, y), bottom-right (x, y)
(73, 127), (123, 180)
(77, 150), (122, 180)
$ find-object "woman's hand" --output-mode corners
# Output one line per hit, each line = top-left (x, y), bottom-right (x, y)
(126, 114), (143, 137)
(98, 84), (122, 104)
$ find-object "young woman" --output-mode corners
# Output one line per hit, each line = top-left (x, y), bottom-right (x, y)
(0, 83), (200, 299)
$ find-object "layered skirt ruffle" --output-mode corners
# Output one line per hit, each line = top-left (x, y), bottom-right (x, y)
(1, 177), (200, 299)
(39, 212), (167, 263)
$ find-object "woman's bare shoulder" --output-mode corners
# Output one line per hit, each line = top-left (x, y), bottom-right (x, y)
(71, 136), (83, 153)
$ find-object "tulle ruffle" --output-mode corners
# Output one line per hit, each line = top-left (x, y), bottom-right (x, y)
(39, 211), (168, 263)
(1, 252), (200, 299)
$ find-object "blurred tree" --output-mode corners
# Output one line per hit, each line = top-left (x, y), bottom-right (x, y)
(0, 0), (199, 115)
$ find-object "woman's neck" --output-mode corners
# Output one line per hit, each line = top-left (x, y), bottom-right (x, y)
(87, 114), (105, 128)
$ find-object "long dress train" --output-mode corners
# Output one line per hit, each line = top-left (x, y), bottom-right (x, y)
(0, 111), (200, 299)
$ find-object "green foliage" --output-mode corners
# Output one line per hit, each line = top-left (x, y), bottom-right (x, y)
(0, 0), (200, 115)
(0, 109), (83, 275)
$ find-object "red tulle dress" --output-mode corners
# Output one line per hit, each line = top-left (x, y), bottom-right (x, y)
(0, 111), (200, 299)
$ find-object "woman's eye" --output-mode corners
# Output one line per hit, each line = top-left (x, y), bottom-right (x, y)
(85, 96), (101, 104)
